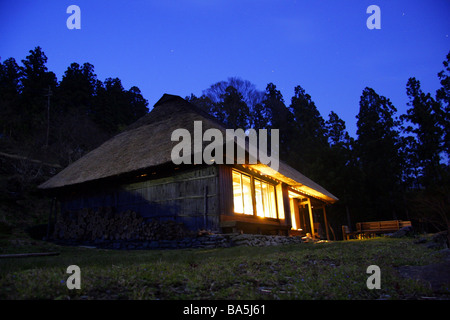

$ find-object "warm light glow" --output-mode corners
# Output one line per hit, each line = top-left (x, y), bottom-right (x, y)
(242, 175), (253, 215)
(290, 198), (298, 230)
(232, 169), (278, 218)
(232, 171), (243, 213)
(232, 171), (253, 215)
(254, 179), (277, 218)
(249, 163), (337, 204)
(288, 191), (298, 198)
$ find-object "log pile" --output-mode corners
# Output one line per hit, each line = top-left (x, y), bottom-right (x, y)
(54, 207), (194, 241)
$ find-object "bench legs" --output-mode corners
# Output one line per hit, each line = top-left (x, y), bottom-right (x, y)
(357, 232), (376, 240)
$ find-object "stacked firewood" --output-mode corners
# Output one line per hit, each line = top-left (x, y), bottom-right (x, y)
(53, 207), (194, 241)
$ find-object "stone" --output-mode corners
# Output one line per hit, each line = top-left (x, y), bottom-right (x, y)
(53, 232), (305, 250)
(390, 226), (414, 238)
(422, 231), (449, 250)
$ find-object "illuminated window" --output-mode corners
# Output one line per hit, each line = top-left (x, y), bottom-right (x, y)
(254, 179), (264, 217)
(232, 171), (243, 213)
(232, 171), (253, 215)
(232, 170), (277, 219)
(254, 179), (277, 218)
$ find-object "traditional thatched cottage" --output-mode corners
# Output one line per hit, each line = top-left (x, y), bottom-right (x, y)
(39, 94), (338, 242)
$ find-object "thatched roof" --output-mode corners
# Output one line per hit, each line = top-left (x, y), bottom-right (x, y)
(39, 94), (338, 203)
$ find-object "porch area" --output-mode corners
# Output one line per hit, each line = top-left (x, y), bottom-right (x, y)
(288, 189), (333, 241)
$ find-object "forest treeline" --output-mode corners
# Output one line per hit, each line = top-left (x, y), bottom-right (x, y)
(1, 47), (449, 235)
(0, 46), (149, 167)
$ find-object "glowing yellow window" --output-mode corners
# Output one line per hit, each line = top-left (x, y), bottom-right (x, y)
(254, 179), (264, 217)
(232, 171), (243, 213)
(232, 171), (253, 215)
(255, 179), (277, 218)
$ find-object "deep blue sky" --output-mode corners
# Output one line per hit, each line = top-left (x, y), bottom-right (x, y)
(1, 0), (449, 137)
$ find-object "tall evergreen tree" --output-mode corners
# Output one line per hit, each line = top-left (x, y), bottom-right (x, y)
(436, 51), (450, 162)
(402, 78), (443, 188)
(56, 62), (98, 116)
(355, 87), (402, 220)
(261, 83), (295, 163)
(19, 47), (58, 125)
(18, 47), (58, 146)
(0, 57), (22, 138)
(288, 85), (328, 180)
(50, 63), (103, 164)
(324, 111), (358, 230)
(92, 77), (148, 134)
(251, 102), (269, 131)
(326, 111), (350, 147)
(290, 85), (327, 145)
(404, 52), (450, 246)
(125, 86), (149, 122)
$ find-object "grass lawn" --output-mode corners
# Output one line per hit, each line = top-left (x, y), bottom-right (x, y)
(0, 236), (448, 300)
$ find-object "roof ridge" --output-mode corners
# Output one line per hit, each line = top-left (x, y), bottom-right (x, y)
(153, 93), (184, 107)
(125, 93), (226, 132)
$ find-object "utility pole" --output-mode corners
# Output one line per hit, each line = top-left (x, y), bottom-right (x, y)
(44, 86), (52, 148)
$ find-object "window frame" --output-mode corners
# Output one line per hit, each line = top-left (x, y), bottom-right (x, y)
(231, 168), (279, 220)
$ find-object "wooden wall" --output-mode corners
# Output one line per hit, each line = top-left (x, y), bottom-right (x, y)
(217, 165), (233, 216)
(60, 165), (220, 232)
(58, 163), (298, 236)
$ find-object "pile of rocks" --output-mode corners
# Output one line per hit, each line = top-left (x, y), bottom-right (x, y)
(414, 231), (449, 250)
(57, 233), (304, 250)
(388, 226), (414, 238)
(228, 234), (304, 247)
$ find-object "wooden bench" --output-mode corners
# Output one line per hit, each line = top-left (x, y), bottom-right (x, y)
(355, 220), (411, 238)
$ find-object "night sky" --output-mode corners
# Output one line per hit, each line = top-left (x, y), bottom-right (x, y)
(1, 0), (449, 137)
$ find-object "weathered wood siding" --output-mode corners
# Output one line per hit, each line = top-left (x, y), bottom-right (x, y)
(60, 166), (220, 231)
(218, 165), (233, 216)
